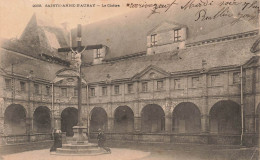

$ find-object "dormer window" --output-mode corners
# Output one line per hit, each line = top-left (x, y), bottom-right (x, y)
(96, 49), (101, 58)
(151, 34), (157, 46)
(174, 29), (181, 42)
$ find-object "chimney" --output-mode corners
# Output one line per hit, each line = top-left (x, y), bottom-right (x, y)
(77, 24), (82, 47)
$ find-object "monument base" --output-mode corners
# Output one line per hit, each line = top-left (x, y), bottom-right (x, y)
(55, 126), (108, 156)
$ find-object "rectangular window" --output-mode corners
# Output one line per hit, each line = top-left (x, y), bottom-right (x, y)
(174, 79), (182, 89)
(96, 49), (101, 58)
(46, 86), (50, 95)
(211, 74), (220, 86)
(20, 81), (26, 92)
(74, 88), (78, 96)
(34, 83), (40, 94)
(127, 84), (133, 93)
(61, 88), (67, 97)
(233, 72), (240, 84)
(174, 29), (181, 42)
(90, 88), (95, 97)
(192, 77), (199, 88)
(151, 34), (157, 46)
(142, 82), (148, 92)
(114, 85), (119, 95)
(5, 79), (11, 90)
(157, 80), (163, 90)
(102, 86), (107, 96)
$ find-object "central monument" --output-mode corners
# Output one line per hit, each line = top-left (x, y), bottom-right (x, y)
(53, 24), (107, 155)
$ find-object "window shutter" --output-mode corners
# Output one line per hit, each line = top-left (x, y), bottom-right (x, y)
(179, 27), (187, 41)
(147, 36), (151, 47)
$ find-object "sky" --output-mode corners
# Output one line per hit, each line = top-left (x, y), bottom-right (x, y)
(0, 0), (142, 39)
(0, 0), (259, 39)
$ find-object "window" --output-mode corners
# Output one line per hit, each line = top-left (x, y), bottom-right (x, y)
(174, 79), (182, 89)
(142, 82), (148, 92)
(20, 81), (26, 92)
(127, 84), (133, 93)
(114, 85), (119, 95)
(90, 88), (95, 97)
(74, 88), (78, 96)
(233, 72), (240, 84)
(192, 77), (199, 88)
(46, 86), (50, 95)
(151, 34), (157, 46)
(96, 49), (101, 58)
(34, 83), (40, 94)
(61, 88), (67, 97)
(157, 80), (163, 90)
(5, 79), (11, 90)
(102, 87), (107, 96)
(211, 74), (220, 86)
(174, 29), (181, 42)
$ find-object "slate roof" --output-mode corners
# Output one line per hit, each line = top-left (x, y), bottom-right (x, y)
(82, 36), (257, 83)
(73, 2), (258, 61)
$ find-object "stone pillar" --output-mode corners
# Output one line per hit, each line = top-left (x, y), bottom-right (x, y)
(165, 115), (172, 133)
(0, 116), (3, 145)
(26, 117), (33, 134)
(244, 115), (255, 134)
(54, 117), (61, 130)
(201, 114), (209, 133)
(107, 117), (114, 132)
(134, 116), (141, 132)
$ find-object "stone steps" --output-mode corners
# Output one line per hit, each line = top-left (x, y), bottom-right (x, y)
(56, 147), (107, 155)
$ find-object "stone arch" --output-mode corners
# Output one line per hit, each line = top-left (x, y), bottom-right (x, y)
(172, 102), (201, 133)
(114, 106), (134, 133)
(141, 104), (165, 133)
(209, 100), (241, 134)
(33, 106), (51, 133)
(61, 107), (78, 136)
(90, 107), (108, 132)
(4, 104), (27, 135)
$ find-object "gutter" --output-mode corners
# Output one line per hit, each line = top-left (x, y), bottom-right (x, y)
(240, 65), (244, 145)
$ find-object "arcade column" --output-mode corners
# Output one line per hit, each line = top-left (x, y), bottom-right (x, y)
(134, 116), (141, 132)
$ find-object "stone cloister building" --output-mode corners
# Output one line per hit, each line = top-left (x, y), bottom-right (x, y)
(0, 6), (260, 146)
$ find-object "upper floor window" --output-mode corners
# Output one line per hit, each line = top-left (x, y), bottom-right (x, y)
(211, 74), (221, 86)
(142, 82), (148, 92)
(114, 85), (120, 95)
(192, 77), (199, 88)
(20, 81), (26, 92)
(127, 84), (133, 93)
(174, 29), (181, 42)
(102, 86), (107, 96)
(157, 80), (163, 90)
(233, 72), (240, 84)
(61, 88), (67, 97)
(174, 79), (182, 89)
(151, 34), (157, 46)
(74, 87), (78, 97)
(46, 85), (50, 95)
(5, 79), (11, 90)
(34, 83), (40, 94)
(96, 49), (101, 58)
(90, 88), (95, 97)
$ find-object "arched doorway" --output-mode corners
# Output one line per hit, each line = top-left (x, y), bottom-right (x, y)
(209, 100), (241, 134)
(61, 107), (78, 136)
(172, 102), (201, 133)
(33, 106), (51, 133)
(90, 107), (108, 132)
(4, 104), (26, 135)
(141, 104), (165, 133)
(114, 106), (134, 132)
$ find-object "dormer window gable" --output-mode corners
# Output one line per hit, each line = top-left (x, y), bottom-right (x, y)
(92, 44), (108, 64)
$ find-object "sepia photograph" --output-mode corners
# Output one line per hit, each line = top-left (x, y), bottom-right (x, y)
(0, 0), (260, 159)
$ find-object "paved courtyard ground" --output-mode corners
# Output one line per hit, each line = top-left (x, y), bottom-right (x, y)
(1, 146), (259, 160)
